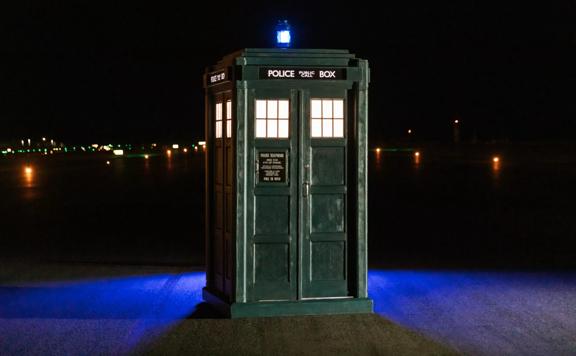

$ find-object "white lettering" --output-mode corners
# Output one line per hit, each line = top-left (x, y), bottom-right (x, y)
(210, 72), (226, 83)
(320, 70), (336, 78)
(268, 70), (295, 78)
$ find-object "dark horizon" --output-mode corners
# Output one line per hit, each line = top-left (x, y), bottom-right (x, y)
(1, 2), (575, 142)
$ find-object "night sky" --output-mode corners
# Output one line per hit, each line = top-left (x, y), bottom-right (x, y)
(1, 1), (575, 143)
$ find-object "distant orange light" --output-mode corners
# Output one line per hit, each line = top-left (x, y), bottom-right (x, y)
(144, 154), (149, 159)
(408, 129), (412, 134)
(24, 166), (33, 174)
(106, 161), (110, 165)
(414, 151), (420, 157)
(376, 148), (381, 153)
(166, 150), (172, 155)
(454, 120), (459, 124)
(183, 148), (188, 153)
(493, 156), (500, 163)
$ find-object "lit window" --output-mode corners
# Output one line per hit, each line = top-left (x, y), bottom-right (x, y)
(310, 99), (344, 138)
(255, 99), (289, 138)
(226, 100), (232, 138)
(215, 102), (223, 138)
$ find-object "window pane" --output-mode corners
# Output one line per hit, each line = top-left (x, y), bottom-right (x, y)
(267, 100), (278, 119)
(311, 99), (322, 118)
(256, 100), (267, 119)
(278, 100), (289, 119)
(256, 119), (267, 137)
(216, 103), (222, 121)
(322, 99), (333, 118)
(333, 100), (344, 119)
(226, 120), (232, 138)
(215, 121), (222, 138)
(322, 119), (333, 137)
(311, 119), (322, 137)
(333, 119), (344, 137)
(226, 100), (232, 119)
(278, 120), (289, 138)
(267, 119), (278, 137)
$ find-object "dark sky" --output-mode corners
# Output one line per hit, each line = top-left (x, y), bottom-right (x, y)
(1, 1), (575, 143)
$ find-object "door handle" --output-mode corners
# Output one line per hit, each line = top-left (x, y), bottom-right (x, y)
(303, 182), (310, 197)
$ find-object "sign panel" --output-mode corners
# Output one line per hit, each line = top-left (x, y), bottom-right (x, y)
(258, 152), (287, 183)
(207, 69), (228, 85)
(259, 68), (346, 80)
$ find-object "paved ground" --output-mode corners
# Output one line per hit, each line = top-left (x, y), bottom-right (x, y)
(370, 270), (576, 355)
(0, 262), (453, 355)
(1, 262), (576, 355)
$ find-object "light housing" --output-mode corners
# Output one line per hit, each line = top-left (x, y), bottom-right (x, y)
(275, 20), (291, 48)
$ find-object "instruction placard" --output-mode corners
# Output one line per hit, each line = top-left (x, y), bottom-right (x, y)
(258, 152), (287, 183)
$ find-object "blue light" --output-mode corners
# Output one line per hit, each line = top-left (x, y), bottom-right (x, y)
(0, 272), (204, 354)
(3, 269), (574, 354)
(275, 20), (291, 48)
(369, 270), (576, 355)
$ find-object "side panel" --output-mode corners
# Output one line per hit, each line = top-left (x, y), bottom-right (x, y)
(213, 92), (225, 294)
(208, 88), (235, 300)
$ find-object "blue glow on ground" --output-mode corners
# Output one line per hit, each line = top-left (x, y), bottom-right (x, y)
(0, 272), (204, 355)
(2, 269), (576, 354)
(369, 270), (576, 354)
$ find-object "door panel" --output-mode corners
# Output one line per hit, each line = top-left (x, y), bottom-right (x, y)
(248, 89), (298, 302)
(301, 89), (349, 299)
(248, 87), (349, 301)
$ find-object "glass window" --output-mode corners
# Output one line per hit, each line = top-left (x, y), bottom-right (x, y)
(226, 100), (232, 138)
(255, 99), (289, 138)
(215, 102), (223, 138)
(310, 99), (344, 138)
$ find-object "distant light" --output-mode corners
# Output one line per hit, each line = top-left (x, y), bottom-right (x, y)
(414, 151), (420, 157)
(454, 120), (459, 124)
(166, 149), (172, 155)
(42, 137), (46, 141)
(376, 148), (381, 153)
(7, 148), (11, 153)
(91, 144), (99, 148)
(144, 154), (149, 159)
(152, 143), (157, 147)
(21, 140), (25, 146)
(113, 149), (124, 156)
(194, 146), (198, 152)
(183, 148), (188, 153)
(27, 139), (31, 146)
(106, 161), (110, 165)
(198, 141), (206, 146)
(25, 166), (33, 174)
(275, 20), (291, 48)
(493, 156), (500, 163)
(408, 129), (412, 134)
(172, 144), (179, 149)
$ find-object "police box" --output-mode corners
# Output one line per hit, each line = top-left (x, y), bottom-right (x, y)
(203, 48), (372, 318)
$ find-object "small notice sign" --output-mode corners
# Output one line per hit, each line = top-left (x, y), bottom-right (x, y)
(258, 152), (287, 183)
